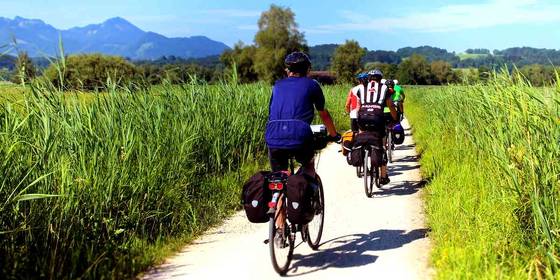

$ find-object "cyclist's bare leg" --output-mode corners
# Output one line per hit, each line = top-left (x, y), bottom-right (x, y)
(381, 134), (389, 178)
(275, 195), (285, 229)
(301, 158), (317, 179)
(381, 164), (388, 178)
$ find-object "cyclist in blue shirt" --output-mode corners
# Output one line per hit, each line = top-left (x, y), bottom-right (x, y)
(265, 52), (340, 178)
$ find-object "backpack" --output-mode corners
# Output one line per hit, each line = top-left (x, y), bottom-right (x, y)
(285, 174), (316, 225)
(357, 82), (386, 132)
(241, 171), (272, 223)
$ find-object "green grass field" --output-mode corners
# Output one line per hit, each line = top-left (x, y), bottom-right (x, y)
(457, 53), (489, 60)
(2, 72), (558, 279)
(0, 81), (350, 279)
(406, 73), (560, 278)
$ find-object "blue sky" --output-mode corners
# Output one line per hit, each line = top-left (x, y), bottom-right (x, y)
(3, 0), (560, 52)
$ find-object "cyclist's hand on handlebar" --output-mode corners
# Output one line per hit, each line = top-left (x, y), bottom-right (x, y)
(328, 133), (342, 144)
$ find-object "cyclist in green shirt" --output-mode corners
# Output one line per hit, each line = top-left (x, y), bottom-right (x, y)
(384, 80), (404, 120)
(393, 80), (404, 119)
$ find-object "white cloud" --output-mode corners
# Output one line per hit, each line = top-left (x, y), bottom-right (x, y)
(306, 0), (560, 34)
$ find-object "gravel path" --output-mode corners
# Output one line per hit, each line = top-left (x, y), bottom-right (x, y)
(142, 119), (432, 279)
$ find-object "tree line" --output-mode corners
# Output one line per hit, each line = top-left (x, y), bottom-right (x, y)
(1, 4), (559, 89)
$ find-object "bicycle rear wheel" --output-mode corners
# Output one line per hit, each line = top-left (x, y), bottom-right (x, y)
(363, 149), (374, 198)
(305, 176), (324, 250)
(269, 210), (294, 275)
(387, 132), (393, 163)
(374, 165), (381, 189)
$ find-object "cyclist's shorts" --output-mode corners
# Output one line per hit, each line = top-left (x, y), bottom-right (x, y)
(268, 146), (314, 172)
(350, 118), (359, 132)
(384, 112), (393, 124)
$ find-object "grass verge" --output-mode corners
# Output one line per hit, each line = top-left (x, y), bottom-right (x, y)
(406, 75), (559, 278)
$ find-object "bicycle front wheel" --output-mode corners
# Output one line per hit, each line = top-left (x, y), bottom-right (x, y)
(363, 149), (374, 198)
(269, 213), (294, 275)
(305, 175), (324, 250)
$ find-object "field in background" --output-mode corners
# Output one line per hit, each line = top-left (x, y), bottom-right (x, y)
(0, 81), (349, 279)
(406, 74), (559, 278)
(457, 53), (489, 60)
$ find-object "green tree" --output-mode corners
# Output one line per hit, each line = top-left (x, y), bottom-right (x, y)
(44, 54), (137, 90)
(478, 66), (491, 83)
(397, 54), (431, 85)
(13, 52), (36, 85)
(254, 4), (307, 83)
(220, 42), (258, 83)
(455, 68), (479, 84)
(430, 60), (457, 84)
(516, 64), (555, 86)
(331, 40), (366, 84)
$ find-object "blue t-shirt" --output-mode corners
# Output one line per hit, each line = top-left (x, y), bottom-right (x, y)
(265, 77), (325, 149)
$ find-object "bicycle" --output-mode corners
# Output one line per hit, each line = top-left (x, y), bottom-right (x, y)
(385, 124), (394, 164)
(361, 142), (383, 198)
(265, 125), (335, 275)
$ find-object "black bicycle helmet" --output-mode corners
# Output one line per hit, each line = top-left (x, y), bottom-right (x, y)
(385, 79), (395, 87)
(367, 69), (383, 78)
(284, 52), (311, 74)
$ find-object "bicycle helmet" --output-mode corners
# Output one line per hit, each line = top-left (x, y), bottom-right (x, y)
(385, 79), (395, 87)
(367, 69), (383, 78)
(393, 79), (399, 85)
(356, 72), (368, 81)
(284, 52), (311, 75)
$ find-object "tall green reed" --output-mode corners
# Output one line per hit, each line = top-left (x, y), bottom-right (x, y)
(406, 72), (559, 278)
(0, 78), (350, 279)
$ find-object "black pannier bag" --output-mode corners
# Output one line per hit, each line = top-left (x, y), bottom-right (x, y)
(354, 132), (384, 167)
(285, 174), (315, 225)
(241, 171), (272, 223)
(347, 147), (364, 167)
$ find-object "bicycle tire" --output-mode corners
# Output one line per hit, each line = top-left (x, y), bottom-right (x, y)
(305, 176), (324, 250)
(363, 149), (374, 197)
(269, 212), (294, 275)
(374, 165), (381, 189)
(387, 132), (393, 163)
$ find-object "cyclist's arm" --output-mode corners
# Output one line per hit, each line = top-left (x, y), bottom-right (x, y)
(386, 91), (398, 121)
(344, 90), (352, 113)
(319, 110), (337, 137)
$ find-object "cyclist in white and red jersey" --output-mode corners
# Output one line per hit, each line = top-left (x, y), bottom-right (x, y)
(345, 73), (368, 132)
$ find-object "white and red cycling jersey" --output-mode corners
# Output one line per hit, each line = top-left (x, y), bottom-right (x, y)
(358, 80), (393, 107)
(345, 83), (365, 119)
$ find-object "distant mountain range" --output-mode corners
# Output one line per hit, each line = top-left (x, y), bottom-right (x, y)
(0, 16), (230, 60)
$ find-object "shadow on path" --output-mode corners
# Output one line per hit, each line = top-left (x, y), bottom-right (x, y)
(143, 264), (191, 280)
(287, 228), (428, 277)
(395, 144), (416, 151)
(374, 180), (427, 197)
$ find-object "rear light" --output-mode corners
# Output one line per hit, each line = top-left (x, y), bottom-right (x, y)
(268, 182), (284, 190)
(268, 201), (277, 208)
